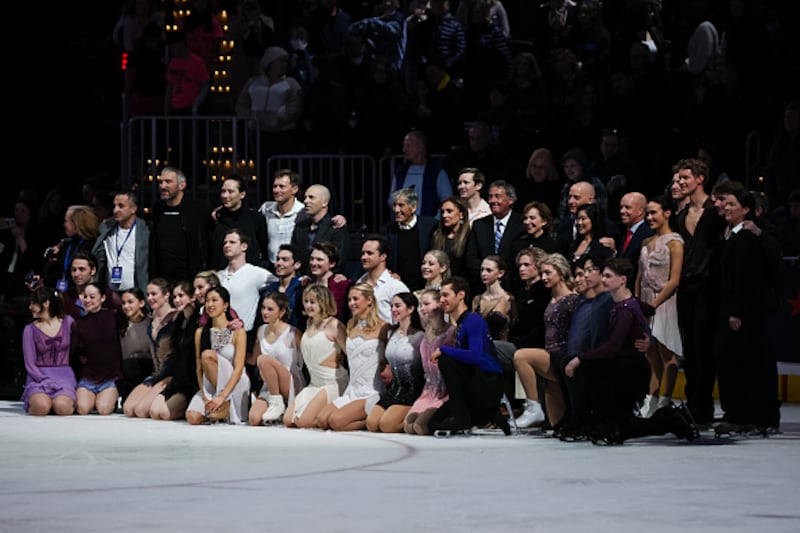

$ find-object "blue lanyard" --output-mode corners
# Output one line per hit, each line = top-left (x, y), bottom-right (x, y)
(115, 220), (136, 264)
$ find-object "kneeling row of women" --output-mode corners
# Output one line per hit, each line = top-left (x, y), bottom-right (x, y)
(21, 271), (456, 435)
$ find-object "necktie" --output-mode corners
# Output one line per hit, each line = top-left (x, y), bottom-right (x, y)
(494, 220), (503, 253)
(623, 229), (633, 253)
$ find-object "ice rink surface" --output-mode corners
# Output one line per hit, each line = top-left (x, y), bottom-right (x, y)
(1, 400), (798, 533)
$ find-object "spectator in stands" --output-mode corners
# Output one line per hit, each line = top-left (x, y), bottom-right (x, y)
(41, 205), (99, 292)
(302, 53), (348, 153)
(236, 46), (303, 157)
(123, 20), (167, 118)
(307, 0), (353, 56)
(764, 101), (800, 213)
(596, 129), (642, 219)
(779, 189), (800, 257)
(355, 234), (410, 323)
(348, 0), (407, 74)
(21, 287), (76, 416)
(209, 174), (268, 270)
(385, 188), (438, 291)
(443, 121), (515, 186)
(431, 196), (471, 278)
(572, 0), (611, 79)
(348, 56), (415, 158)
(164, 30), (210, 117)
(511, 51), (549, 126)
(0, 194), (45, 302)
(149, 166), (212, 285)
(462, 0), (512, 116)
(457, 0), (510, 37)
(556, 147), (608, 224)
(113, 0), (164, 55)
(228, 0), (277, 105)
(389, 130), (453, 218)
(455, 168), (490, 226)
(516, 147), (564, 221)
(465, 180), (524, 293)
(179, 0), (224, 75)
(291, 184), (350, 277)
(94, 191), (150, 295)
(415, 61), (467, 154)
(426, 0), (467, 78)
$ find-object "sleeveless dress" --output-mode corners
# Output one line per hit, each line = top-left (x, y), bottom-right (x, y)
(20, 316), (77, 411)
(638, 232), (684, 357)
(408, 325), (455, 415)
(291, 327), (349, 422)
(333, 336), (384, 413)
(187, 327), (251, 424)
(255, 324), (306, 403)
(377, 330), (425, 408)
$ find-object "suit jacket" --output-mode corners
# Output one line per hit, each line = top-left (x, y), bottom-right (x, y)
(291, 212), (350, 276)
(465, 211), (525, 292)
(616, 221), (654, 289)
(94, 217), (151, 294)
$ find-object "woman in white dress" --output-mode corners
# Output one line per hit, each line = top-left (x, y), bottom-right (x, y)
(186, 286), (251, 425)
(248, 292), (305, 426)
(317, 283), (386, 431)
(284, 285), (348, 428)
(635, 196), (684, 418)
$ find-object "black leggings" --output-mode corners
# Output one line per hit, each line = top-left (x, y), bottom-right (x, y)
(431, 355), (504, 428)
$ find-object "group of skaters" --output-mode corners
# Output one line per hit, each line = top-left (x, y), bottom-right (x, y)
(10, 142), (787, 444)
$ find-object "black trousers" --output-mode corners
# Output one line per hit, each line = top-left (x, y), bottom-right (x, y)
(677, 287), (718, 423)
(431, 355), (504, 428)
(582, 356), (650, 427)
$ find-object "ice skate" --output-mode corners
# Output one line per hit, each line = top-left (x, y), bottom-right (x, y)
(261, 395), (285, 425)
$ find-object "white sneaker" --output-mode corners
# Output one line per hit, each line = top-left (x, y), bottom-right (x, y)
(515, 400), (545, 428)
(639, 394), (659, 418)
(262, 395), (286, 424)
(657, 396), (672, 409)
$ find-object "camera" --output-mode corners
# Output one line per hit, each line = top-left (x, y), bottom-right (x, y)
(25, 270), (39, 289)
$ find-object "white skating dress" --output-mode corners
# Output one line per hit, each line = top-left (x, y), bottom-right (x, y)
(332, 335), (384, 413)
(187, 327), (251, 424)
(290, 327), (349, 422)
(255, 324), (306, 403)
(638, 232), (684, 357)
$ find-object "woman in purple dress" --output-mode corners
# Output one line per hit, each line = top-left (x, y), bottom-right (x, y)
(21, 286), (76, 415)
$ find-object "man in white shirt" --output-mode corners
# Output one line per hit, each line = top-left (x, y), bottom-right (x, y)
(356, 233), (409, 323)
(217, 228), (277, 357)
(258, 169), (307, 270)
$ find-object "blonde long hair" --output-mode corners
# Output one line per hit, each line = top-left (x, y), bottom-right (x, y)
(346, 283), (382, 334)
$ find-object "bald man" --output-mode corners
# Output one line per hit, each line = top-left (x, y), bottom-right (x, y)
(601, 192), (654, 289)
(290, 184), (350, 276)
(554, 181), (596, 253)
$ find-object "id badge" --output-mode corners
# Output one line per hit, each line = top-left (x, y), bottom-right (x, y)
(111, 266), (123, 284)
(56, 279), (69, 292)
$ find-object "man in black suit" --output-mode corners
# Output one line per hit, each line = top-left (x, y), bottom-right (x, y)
(385, 188), (438, 291)
(600, 191), (653, 289)
(291, 184), (350, 276)
(465, 180), (525, 293)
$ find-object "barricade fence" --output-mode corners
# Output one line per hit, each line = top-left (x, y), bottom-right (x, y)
(121, 115), (422, 231)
